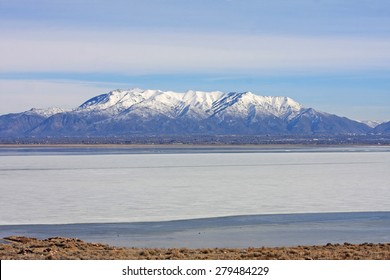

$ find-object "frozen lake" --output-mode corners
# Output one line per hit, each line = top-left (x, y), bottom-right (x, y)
(0, 146), (389, 225)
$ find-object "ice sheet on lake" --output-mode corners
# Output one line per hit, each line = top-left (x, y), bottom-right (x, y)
(0, 148), (389, 225)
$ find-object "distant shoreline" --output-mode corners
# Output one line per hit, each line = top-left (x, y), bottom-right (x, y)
(1, 143), (389, 157)
(0, 143), (314, 148)
(1, 133), (389, 146)
(1, 143), (389, 149)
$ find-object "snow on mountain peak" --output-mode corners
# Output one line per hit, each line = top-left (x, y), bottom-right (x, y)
(78, 88), (156, 112)
(222, 91), (302, 119)
(76, 88), (303, 120)
(359, 120), (381, 128)
(27, 107), (69, 117)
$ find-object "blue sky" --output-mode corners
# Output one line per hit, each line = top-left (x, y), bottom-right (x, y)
(1, 0), (390, 121)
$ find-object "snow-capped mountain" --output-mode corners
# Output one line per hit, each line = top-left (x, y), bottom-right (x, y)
(77, 88), (302, 119)
(0, 107), (69, 137)
(0, 88), (372, 137)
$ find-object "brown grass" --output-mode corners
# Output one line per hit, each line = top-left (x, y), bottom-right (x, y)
(1, 236), (389, 260)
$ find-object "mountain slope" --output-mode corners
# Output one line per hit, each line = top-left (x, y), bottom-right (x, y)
(0, 108), (67, 137)
(373, 121), (390, 134)
(287, 108), (370, 134)
(0, 88), (372, 137)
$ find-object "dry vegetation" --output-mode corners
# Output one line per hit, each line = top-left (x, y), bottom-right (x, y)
(1, 236), (389, 260)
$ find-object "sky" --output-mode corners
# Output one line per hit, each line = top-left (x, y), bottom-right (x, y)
(0, 0), (390, 121)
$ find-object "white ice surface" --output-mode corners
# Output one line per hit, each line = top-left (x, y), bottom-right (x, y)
(0, 150), (389, 225)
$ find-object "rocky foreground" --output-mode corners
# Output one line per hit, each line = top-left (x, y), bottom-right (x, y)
(1, 236), (389, 260)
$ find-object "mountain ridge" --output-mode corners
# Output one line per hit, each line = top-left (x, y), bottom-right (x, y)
(0, 88), (376, 137)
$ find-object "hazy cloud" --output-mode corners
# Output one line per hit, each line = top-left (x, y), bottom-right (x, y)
(1, 29), (390, 74)
(0, 79), (114, 114)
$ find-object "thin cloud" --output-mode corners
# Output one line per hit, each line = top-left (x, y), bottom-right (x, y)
(1, 29), (390, 74)
(0, 79), (114, 114)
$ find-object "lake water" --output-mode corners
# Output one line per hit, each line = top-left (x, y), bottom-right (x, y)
(1, 146), (389, 226)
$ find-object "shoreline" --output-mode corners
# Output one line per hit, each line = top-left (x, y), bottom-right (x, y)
(1, 143), (389, 157)
(1, 143), (389, 148)
(1, 236), (389, 260)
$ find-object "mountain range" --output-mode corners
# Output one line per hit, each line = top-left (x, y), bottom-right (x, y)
(0, 88), (388, 138)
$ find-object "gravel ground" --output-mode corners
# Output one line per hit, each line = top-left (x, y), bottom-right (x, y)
(1, 236), (389, 260)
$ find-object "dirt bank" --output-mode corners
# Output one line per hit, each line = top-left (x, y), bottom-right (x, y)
(1, 236), (389, 260)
